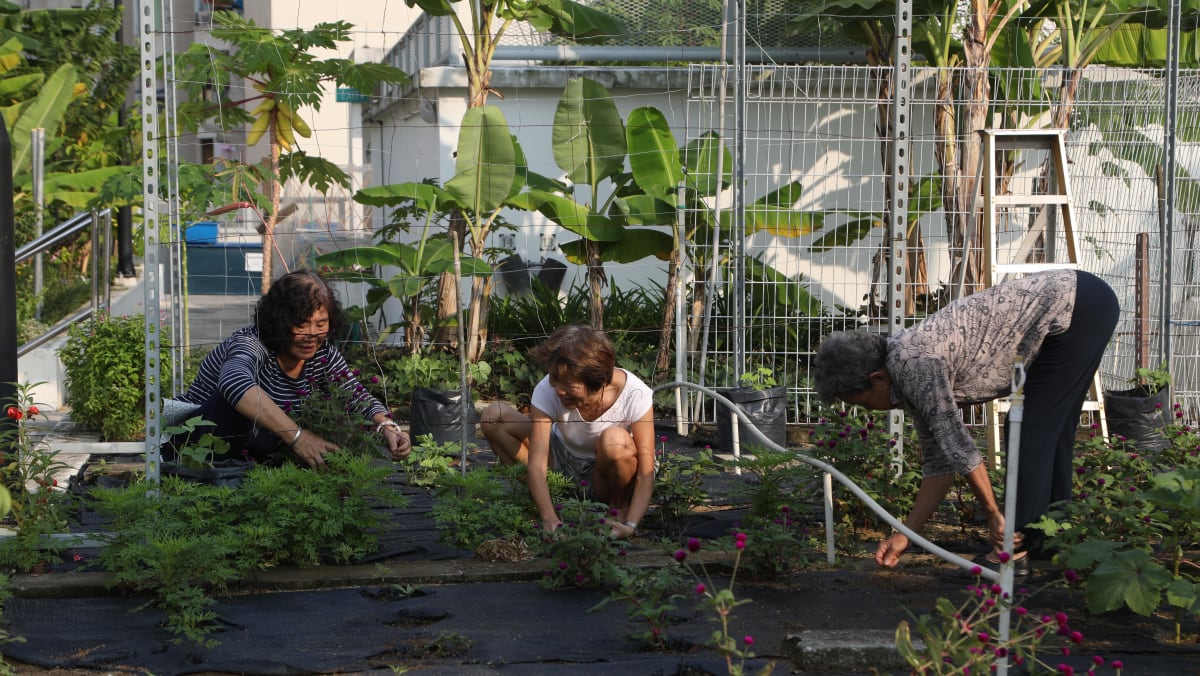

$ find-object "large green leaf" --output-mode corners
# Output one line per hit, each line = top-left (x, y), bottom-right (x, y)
(626, 106), (680, 196)
(739, 180), (823, 236)
(403, 0), (463, 17)
(615, 194), (675, 226)
(445, 105), (517, 215)
(560, 227), (672, 265)
(0, 72), (38, 97)
(681, 131), (732, 197)
(552, 77), (626, 185)
(508, 190), (622, 241)
(10, 63), (76, 177)
(1085, 549), (1174, 616)
(355, 182), (451, 212)
(518, 0), (625, 44)
(808, 215), (882, 252)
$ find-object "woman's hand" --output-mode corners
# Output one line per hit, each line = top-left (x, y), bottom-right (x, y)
(378, 422), (411, 461)
(292, 430), (340, 469)
(875, 532), (910, 568)
(541, 516), (563, 534)
(609, 521), (636, 539)
(987, 511), (1022, 552)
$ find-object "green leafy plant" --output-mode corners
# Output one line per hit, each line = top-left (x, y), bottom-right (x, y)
(1133, 363), (1171, 393)
(896, 568), (1125, 674)
(0, 382), (71, 573)
(592, 564), (687, 652)
(402, 434), (463, 488)
(430, 464), (536, 551)
(729, 506), (814, 582)
(738, 366), (776, 391)
(60, 311), (146, 441)
(728, 447), (811, 524)
(287, 365), (393, 455)
(164, 416), (230, 469)
(1030, 414), (1200, 641)
(92, 449), (404, 645)
(534, 498), (625, 589)
(651, 440), (720, 537)
(673, 534), (775, 676)
(806, 408), (922, 534)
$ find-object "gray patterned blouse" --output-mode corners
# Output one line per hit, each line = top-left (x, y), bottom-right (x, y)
(885, 269), (1077, 477)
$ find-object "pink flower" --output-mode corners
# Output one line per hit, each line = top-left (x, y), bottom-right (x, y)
(997, 551), (1011, 563)
(743, 636), (754, 646)
(1064, 569), (1078, 583)
(695, 583), (706, 595)
(674, 549), (687, 562)
(686, 538), (702, 552)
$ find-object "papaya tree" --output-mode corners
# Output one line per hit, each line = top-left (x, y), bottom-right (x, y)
(174, 10), (409, 293)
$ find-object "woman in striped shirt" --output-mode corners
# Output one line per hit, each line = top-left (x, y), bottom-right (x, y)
(174, 270), (410, 468)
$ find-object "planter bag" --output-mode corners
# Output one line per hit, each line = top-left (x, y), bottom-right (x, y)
(410, 386), (477, 445)
(715, 385), (788, 451)
(1103, 387), (1171, 453)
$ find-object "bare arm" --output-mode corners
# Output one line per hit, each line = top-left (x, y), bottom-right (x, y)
(525, 407), (561, 532)
(875, 473), (954, 567)
(622, 409), (657, 526)
(233, 385), (338, 468)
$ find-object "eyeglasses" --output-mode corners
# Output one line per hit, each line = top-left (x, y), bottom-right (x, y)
(291, 326), (329, 338)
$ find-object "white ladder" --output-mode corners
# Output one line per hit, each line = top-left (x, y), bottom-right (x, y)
(977, 128), (1108, 464)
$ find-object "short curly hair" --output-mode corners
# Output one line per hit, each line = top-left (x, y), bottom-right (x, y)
(528, 324), (615, 393)
(813, 331), (889, 402)
(254, 270), (345, 354)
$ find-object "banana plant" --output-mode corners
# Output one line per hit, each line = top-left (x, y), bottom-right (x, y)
(174, 11), (409, 293)
(314, 182), (492, 354)
(404, 0), (623, 346)
(350, 105), (557, 362)
(508, 77), (675, 328)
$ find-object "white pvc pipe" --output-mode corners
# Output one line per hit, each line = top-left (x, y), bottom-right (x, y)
(655, 381), (1002, 580)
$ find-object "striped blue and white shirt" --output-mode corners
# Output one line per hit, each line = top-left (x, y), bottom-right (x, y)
(179, 325), (387, 421)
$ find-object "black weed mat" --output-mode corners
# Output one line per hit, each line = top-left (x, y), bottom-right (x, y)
(9, 425), (1200, 674)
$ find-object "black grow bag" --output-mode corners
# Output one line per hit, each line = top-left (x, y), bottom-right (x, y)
(715, 385), (788, 451)
(1104, 386), (1171, 454)
(410, 386), (478, 445)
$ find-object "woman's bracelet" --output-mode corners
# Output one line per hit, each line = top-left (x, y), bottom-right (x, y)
(288, 428), (303, 446)
(375, 420), (402, 435)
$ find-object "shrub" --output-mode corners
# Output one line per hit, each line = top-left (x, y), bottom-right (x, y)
(60, 312), (146, 441)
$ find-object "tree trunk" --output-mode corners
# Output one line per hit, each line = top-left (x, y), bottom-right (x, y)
(586, 239), (605, 329)
(652, 246), (681, 384)
(951, 3), (992, 294)
(433, 210), (469, 349)
(261, 126), (281, 295)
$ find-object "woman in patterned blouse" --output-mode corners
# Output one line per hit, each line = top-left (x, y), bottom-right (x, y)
(173, 270), (410, 468)
(813, 269), (1118, 574)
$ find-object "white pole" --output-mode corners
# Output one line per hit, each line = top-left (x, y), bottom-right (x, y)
(32, 128), (44, 321)
(995, 358), (1026, 676)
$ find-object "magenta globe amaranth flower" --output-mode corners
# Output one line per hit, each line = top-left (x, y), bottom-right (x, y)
(686, 537), (702, 552)
(673, 549), (687, 562)
(695, 583), (706, 595)
(743, 635), (754, 647)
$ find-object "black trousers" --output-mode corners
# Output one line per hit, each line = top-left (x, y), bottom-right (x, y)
(163, 391), (281, 463)
(1013, 270), (1120, 538)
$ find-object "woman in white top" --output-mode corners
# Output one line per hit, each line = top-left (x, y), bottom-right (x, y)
(481, 325), (655, 539)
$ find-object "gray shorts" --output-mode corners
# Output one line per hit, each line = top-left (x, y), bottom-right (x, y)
(549, 432), (595, 489)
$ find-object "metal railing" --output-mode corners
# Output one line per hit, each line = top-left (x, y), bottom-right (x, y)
(15, 209), (113, 356)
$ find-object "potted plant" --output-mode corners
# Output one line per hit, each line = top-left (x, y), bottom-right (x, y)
(715, 366), (788, 451)
(1103, 364), (1171, 454)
